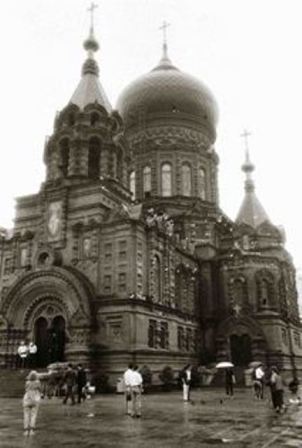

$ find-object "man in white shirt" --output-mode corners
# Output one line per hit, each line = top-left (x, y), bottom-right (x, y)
(254, 364), (265, 399)
(28, 342), (37, 368)
(181, 364), (192, 401)
(123, 364), (133, 415)
(17, 341), (29, 369)
(129, 365), (143, 418)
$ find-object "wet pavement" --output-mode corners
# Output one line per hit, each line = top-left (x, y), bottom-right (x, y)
(1, 388), (302, 447)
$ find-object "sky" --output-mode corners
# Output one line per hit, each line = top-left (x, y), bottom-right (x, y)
(0, 0), (302, 271)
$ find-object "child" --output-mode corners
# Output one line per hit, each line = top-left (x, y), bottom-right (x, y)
(23, 370), (42, 436)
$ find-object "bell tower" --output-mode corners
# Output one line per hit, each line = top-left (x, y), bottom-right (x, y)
(43, 8), (129, 189)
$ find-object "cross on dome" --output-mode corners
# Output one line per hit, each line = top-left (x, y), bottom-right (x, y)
(240, 129), (251, 153)
(159, 20), (170, 45)
(88, 2), (98, 33)
(158, 20), (172, 65)
(240, 128), (254, 176)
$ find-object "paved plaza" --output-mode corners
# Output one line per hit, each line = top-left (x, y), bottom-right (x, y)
(1, 388), (302, 448)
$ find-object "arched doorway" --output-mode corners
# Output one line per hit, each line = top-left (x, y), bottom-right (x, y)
(34, 315), (66, 367)
(34, 317), (49, 368)
(230, 333), (252, 366)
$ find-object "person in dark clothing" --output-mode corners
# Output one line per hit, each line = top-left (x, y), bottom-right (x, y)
(77, 364), (87, 404)
(288, 376), (300, 404)
(225, 368), (235, 396)
(63, 364), (76, 405)
(269, 366), (285, 412)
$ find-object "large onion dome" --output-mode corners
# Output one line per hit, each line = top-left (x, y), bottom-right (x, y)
(116, 46), (218, 141)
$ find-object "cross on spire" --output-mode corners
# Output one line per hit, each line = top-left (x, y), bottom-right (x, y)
(88, 2), (98, 33)
(159, 20), (170, 45)
(240, 129), (251, 153)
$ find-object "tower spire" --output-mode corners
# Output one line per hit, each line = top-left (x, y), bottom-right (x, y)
(240, 129), (255, 192)
(236, 129), (270, 227)
(83, 2), (100, 75)
(69, 2), (112, 112)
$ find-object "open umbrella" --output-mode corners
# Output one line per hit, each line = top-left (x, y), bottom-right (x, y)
(248, 361), (263, 369)
(215, 361), (234, 369)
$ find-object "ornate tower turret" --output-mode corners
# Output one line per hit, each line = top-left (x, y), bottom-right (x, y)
(236, 131), (270, 228)
(43, 10), (128, 189)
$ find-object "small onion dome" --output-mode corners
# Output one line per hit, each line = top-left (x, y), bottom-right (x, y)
(82, 58), (99, 76)
(116, 55), (218, 141)
(242, 160), (255, 174)
(83, 34), (99, 53)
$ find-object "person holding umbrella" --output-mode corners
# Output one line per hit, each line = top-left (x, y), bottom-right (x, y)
(225, 368), (236, 396)
(216, 362), (235, 397)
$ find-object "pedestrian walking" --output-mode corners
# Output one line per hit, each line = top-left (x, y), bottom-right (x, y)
(76, 364), (87, 404)
(269, 366), (285, 413)
(129, 365), (143, 418)
(123, 364), (133, 415)
(23, 370), (42, 436)
(225, 368), (235, 396)
(180, 364), (192, 402)
(62, 364), (76, 405)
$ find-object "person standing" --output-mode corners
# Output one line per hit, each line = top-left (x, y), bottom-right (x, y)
(17, 341), (29, 369)
(123, 364), (133, 415)
(288, 376), (300, 404)
(181, 364), (192, 402)
(129, 366), (143, 418)
(225, 368), (235, 396)
(28, 342), (37, 368)
(23, 370), (42, 436)
(269, 366), (285, 413)
(62, 364), (76, 405)
(76, 364), (87, 404)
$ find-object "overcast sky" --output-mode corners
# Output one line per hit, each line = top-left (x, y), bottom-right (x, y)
(1, 0), (302, 270)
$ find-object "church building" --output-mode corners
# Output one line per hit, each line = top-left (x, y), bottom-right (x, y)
(0, 19), (301, 382)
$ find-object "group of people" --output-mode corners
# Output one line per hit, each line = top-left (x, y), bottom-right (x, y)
(22, 363), (88, 436)
(17, 341), (37, 368)
(251, 364), (301, 413)
(22, 361), (301, 436)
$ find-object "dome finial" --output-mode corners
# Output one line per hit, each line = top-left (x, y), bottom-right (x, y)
(159, 20), (172, 65)
(240, 129), (255, 192)
(82, 2), (100, 75)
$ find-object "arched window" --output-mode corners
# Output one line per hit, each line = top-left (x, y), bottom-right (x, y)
(175, 272), (182, 309)
(129, 171), (136, 199)
(153, 255), (162, 303)
(256, 270), (274, 309)
(90, 112), (100, 126)
(181, 163), (192, 196)
(199, 167), (206, 200)
(88, 137), (101, 179)
(161, 163), (172, 197)
(59, 138), (70, 177)
(67, 113), (75, 126)
(116, 150), (123, 181)
(143, 166), (151, 194)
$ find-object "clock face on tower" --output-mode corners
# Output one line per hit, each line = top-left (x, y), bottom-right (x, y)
(47, 201), (62, 240)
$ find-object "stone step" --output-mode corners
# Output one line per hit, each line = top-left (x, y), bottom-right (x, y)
(0, 369), (31, 398)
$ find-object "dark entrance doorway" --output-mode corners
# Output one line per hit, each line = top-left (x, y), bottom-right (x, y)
(49, 316), (66, 363)
(230, 333), (252, 367)
(34, 315), (66, 367)
(34, 317), (49, 368)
